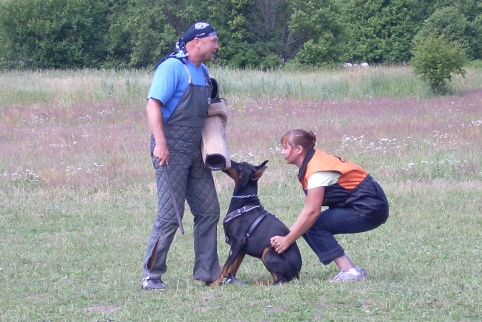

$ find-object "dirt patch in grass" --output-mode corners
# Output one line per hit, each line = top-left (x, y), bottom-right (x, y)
(82, 305), (122, 315)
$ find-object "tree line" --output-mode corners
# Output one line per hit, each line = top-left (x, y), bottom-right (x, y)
(0, 0), (481, 70)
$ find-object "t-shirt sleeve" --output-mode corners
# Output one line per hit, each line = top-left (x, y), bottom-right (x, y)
(307, 171), (341, 189)
(147, 59), (179, 104)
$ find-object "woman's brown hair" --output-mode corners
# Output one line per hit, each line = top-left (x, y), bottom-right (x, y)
(281, 129), (316, 150)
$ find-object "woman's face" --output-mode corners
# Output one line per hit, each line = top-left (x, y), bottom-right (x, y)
(281, 138), (300, 166)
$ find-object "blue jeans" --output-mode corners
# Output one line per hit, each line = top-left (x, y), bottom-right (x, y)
(302, 177), (389, 265)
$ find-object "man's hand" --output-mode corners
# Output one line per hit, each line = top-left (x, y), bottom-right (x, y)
(153, 141), (169, 166)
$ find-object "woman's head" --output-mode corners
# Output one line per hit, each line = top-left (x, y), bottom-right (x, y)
(281, 129), (316, 150)
(280, 129), (316, 166)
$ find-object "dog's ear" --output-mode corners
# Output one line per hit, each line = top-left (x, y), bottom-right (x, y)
(260, 160), (269, 167)
(222, 167), (238, 182)
(251, 161), (268, 181)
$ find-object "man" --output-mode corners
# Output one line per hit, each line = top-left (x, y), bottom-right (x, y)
(141, 22), (221, 290)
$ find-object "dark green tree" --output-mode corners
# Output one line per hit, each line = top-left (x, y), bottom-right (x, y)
(0, 0), (108, 69)
(413, 5), (481, 60)
(211, 0), (259, 68)
(209, 0), (288, 69)
(105, 0), (215, 68)
(340, 0), (424, 64)
(250, 0), (292, 67)
(1, 0), (480, 69)
(287, 0), (345, 66)
(103, 0), (131, 68)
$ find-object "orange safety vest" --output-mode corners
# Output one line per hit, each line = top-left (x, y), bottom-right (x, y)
(298, 149), (368, 207)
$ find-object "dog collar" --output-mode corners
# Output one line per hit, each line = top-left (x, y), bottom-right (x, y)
(231, 194), (258, 199)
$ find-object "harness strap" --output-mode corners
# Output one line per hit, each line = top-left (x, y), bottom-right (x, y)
(223, 205), (261, 224)
(244, 212), (267, 242)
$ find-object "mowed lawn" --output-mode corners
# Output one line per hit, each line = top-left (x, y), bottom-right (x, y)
(0, 68), (481, 321)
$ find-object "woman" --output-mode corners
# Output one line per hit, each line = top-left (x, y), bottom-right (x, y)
(270, 129), (389, 282)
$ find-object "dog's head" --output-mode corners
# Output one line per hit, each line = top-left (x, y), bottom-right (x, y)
(222, 160), (269, 189)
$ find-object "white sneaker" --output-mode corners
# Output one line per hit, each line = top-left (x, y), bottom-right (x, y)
(356, 266), (368, 279)
(329, 269), (365, 283)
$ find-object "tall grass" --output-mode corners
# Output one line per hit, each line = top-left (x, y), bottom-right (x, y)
(215, 65), (482, 100)
(1, 66), (481, 321)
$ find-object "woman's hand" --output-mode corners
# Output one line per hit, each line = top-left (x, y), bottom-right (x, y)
(270, 186), (325, 254)
(270, 235), (291, 254)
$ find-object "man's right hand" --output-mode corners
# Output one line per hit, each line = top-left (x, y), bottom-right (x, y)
(153, 142), (169, 166)
(146, 98), (169, 166)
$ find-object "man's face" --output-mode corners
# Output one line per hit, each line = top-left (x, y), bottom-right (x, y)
(197, 35), (219, 62)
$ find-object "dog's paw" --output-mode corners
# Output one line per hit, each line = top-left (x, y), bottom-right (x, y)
(224, 273), (248, 285)
(207, 281), (220, 287)
(254, 280), (270, 286)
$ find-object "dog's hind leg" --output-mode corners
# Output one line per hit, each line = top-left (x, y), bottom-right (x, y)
(261, 247), (290, 284)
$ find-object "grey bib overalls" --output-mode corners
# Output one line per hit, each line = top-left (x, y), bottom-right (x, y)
(142, 64), (221, 282)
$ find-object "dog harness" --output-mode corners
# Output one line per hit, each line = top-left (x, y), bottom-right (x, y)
(223, 205), (260, 223)
(244, 212), (267, 241)
(223, 205), (268, 245)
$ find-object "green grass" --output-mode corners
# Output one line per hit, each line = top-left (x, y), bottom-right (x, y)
(1, 66), (482, 321)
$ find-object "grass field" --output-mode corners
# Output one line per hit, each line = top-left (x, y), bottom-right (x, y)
(1, 66), (481, 321)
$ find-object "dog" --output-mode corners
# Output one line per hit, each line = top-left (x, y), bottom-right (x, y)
(209, 160), (302, 286)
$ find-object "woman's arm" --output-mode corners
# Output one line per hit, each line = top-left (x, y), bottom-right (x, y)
(270, 186), (325, 254)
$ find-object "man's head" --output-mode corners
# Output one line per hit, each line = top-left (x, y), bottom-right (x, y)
(178, 22), (219, 66)
(181, 22), (217, 43)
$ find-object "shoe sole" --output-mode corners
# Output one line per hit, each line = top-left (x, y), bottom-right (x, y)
(142, 286), (166, 290)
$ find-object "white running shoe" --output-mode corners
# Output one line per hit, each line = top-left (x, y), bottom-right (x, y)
(329, 268), (365, 283)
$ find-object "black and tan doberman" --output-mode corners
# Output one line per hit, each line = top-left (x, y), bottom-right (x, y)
(210, 160), (302, 286)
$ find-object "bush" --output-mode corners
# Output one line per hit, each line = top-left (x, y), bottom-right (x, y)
(413, 6), (477, 59)
(411, 35), (467, 93)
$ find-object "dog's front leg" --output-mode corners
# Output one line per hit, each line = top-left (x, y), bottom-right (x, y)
(209, 248), (245, 286)
(209, 268), (228, 286)
(227, 253), (245, 278)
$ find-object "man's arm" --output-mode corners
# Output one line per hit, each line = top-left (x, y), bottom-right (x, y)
(146, 98), (169, 166)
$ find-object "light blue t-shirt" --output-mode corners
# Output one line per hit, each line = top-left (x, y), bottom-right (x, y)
(147, 55), (209, 122)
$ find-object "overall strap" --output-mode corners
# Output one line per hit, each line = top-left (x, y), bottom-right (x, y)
(182, 63), (192, 84)
(181, 62), (210, 87)
(201, 65), (211, 86)
(150, 54), (188, 73)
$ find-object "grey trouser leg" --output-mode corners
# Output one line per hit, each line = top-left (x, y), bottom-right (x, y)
(187, 151), (221, 281)
(141, 161), (183, 280)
